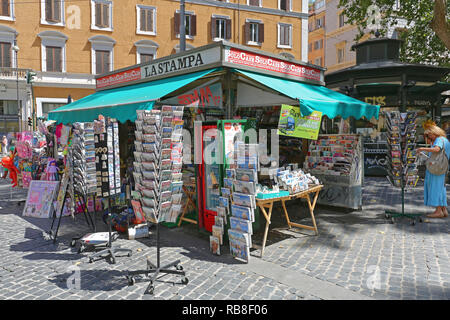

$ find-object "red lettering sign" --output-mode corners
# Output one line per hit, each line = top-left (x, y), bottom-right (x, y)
(96, 67), (142, 89)
(225, 48), (321, 82)
(177, 85), (221, 108)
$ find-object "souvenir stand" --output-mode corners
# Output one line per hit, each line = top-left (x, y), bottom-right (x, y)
(46, 41), (380, 269)
(383, 111), (423, 225)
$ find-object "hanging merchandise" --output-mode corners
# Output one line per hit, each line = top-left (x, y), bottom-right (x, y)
(385, 111), (419, 188)
(95, 118), (109, 198)
(72, 123), (88, 196)
(383, 111), (423, 225)
(132, 106), (185, 225)
(84, 122), (97, 195)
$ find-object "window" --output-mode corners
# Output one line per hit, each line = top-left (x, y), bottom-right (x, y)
(314, 39), (323, 50)
(278, 23), (292, 48)
(315, 57), (322, 66)
(0, 100), (18, 115)
(42, 102), (65, 118)
(315, 0), (325, 10)
(0, 42), (11, 67)
(308, 43), (312, 52)
(91, 0), (112, 31)
(46, 46), (62, 72)
(137, 5), (156, 35)
(248, 0), (261, 6)
(38, 30), (67, 72)
(1, 0), (13, 20)
(45, 0), (61, 22)
(41, 0), (64, 25)
(315, 17), (324, 29)
(89, 35), (115, 74)
(245, 20), (263, 45)
(174, 12), (197, 38)
(339, 13), (345, 28)
(211, 16), (231, 40)
(95, 50), (110, 75)
(134, 39), (158, 64)
(139, 53), (153, 64)
(337, 48), (344, 63)
(279, 0), (291, 11)
(36, 98), (67, 119)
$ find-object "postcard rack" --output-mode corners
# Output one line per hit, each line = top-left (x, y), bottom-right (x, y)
(126, 106), (188, 295)
(384, 111), (423, 225)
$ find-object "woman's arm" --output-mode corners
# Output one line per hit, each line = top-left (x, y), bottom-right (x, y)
(417, 146), (441, 153)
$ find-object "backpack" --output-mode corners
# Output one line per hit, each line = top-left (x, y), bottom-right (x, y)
(426, 140), (449, 175)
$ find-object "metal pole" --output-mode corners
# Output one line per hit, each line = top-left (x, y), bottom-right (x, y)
(15, 54), (20, 132)
(180, 0), (186, 52)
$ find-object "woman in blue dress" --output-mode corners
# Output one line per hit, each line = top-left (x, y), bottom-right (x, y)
(416, 122), (450, 218)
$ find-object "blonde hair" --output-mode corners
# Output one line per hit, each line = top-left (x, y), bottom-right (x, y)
(423, 119), (446, 138)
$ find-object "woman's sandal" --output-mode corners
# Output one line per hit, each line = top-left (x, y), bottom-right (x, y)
(427, 211), (445, 218)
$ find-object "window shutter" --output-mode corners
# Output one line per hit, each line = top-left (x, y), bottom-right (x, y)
(46, 47), (53, 71)
(103, 4), (109, 27)
(95, 3), (101, 26)
(140, 8), (146, 31)
(1, 43), (11, 67)
(54, 0), (61, 22)
(244, 22), (250, 43)
(190, 15), (197, 36)
(45, 0), (52, 20)
(55, 47), (62, 71)
(258, 23), (264, 43)
(1, 0), (10, 16)
(226, 19), (231, 40)
(211, 17), (217, 39)
(95, 51), (102, 74)
(147, 10), (153, 32)
(174, 12), (180, 35)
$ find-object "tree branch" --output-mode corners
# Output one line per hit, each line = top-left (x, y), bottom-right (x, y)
(431, 0), (450, 50)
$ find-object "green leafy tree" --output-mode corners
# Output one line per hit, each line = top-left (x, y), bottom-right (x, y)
(338, 0), (450, 68)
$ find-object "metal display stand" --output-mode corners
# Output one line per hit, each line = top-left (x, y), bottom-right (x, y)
(126, 107), (188, 295)
(126, 222), (187, 294)
(384, 111), (423, 225)
(384, 173), (423, 225)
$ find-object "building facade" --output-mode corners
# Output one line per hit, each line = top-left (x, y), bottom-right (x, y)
(307, 0), (325, 67)
(0, 0), (309, 134)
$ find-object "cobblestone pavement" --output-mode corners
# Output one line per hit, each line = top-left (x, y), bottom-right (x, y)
(0, 177), (448, 300)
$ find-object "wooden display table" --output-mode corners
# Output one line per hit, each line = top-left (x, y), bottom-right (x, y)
(255, 185), (323, 257)
(177, 183), (198, 227)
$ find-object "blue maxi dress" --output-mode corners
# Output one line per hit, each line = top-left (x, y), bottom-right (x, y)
(424, 136), (450, 207)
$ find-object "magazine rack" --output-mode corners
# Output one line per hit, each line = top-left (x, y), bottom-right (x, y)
(384, 111), (423, 225)
(126, 107), (188, 295)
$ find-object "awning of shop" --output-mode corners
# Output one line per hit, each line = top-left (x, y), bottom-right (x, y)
(235, 69), (380, 120)
(48, 68), (218, 124)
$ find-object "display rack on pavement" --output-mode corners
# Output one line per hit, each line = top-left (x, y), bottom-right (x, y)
(383, 111), (423, 225)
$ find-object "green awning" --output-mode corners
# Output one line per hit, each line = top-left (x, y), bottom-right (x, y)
(48, 68), (218, 124)
(235, 69), (380, 120)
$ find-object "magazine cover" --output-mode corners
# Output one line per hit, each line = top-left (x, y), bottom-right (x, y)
(233, 180), (256, 195)
(210, 236), (220, 255)
(214, 215), (224, 228)
(171, 181), (183, 193)
(172, 193), (183, 205)
(223, 178), (233, 189)
(168, 204), (182, 223)
(230, 216), (253, 234)
(228, 228), (252, 247)
(216, 207), (227, 224)
(212, 225), (224, 245)
(221, 187), (231, 198)
(235, 168), (258, 183)
(161, 149), (172, 160)
(229, 238), (249, 263)
(162, 127), (173, 138)
(225, 169), (235, 179)
(162, 138), (172, 149)
(219, 196), (229, 209)
(236, 156), (258, 170)
(160, 170), (172, 181)
(160, 191), (172, 203)
(231, 204), (254, 222)
(160, 180), (172, 192)
(161, 159), (172, 170)
(233, 192), (256, 208)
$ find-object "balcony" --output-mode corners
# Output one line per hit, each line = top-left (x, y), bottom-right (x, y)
(0, 68), (29, 80)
